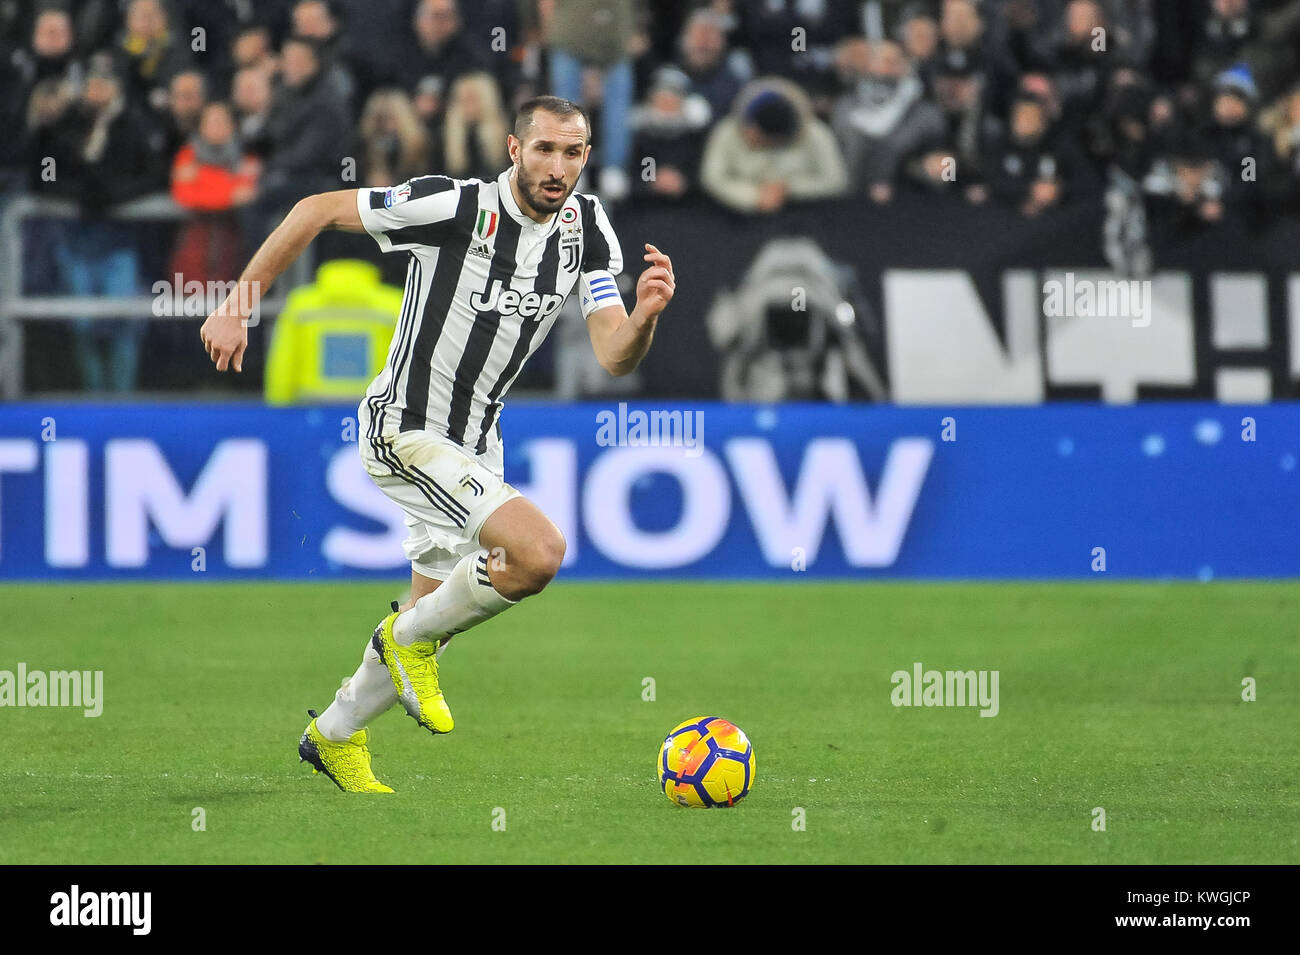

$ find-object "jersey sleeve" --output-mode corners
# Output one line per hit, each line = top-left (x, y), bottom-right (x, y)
(578, 194), (625, 319)
(356, 176), (461, 253)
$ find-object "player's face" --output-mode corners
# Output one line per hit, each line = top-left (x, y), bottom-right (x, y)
(510, 114), (590, 218)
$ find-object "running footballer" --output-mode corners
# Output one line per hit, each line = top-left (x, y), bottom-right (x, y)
(200, 96), (675, 792)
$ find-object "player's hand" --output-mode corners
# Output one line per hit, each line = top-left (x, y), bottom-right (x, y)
(635, 243), (675, 318)
(199, 294), (249, 373)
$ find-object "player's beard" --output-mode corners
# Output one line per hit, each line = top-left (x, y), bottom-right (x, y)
(515, 162), (572, 216)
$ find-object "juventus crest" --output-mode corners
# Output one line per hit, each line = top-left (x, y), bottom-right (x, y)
(561, 240), (580, 272)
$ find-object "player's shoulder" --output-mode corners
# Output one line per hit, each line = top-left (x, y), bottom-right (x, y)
(374, 173), (489, 210)
(568, 189), (613, 226)
(569, 188), (604, 211)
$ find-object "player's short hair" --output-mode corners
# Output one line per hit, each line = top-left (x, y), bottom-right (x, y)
(513, 96), (591, 145)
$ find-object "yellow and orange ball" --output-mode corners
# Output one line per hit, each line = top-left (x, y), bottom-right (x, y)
(658, 717), (756, 808)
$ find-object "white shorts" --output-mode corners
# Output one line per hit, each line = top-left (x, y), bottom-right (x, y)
(358, 409), (521, 580)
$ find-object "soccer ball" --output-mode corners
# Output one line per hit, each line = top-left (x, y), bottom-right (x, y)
(658, 716), (755, 808)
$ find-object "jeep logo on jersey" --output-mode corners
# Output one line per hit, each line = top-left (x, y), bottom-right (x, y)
(470, 279), (563, 320)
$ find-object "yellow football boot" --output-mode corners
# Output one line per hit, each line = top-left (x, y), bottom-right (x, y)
(298, 714), (394, 793)
(370, 611), (454, 735)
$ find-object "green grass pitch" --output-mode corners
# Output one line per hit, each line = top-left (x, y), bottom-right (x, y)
(0, 581), (1296, 864)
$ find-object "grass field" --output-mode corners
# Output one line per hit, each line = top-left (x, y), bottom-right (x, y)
(1, 581), (1296, 864)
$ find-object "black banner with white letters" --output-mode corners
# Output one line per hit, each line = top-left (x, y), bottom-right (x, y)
(612, 193), (1300, 403)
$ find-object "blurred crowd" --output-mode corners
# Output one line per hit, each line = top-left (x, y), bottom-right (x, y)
(3, 0), (1300, 391)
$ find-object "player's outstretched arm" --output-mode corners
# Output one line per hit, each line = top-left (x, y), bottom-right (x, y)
(587, 243), (675, 377)
(200, 189), (366, 372)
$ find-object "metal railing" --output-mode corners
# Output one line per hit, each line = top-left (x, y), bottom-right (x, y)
(0, 193), (309, 398)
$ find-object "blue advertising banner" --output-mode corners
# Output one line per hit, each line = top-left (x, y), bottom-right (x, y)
(0, 402), (1294, 580)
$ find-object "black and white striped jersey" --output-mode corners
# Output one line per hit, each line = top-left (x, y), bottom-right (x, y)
(355, 168), (623, 456)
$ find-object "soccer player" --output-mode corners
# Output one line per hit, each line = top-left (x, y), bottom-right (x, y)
(200, 96), (675, 792)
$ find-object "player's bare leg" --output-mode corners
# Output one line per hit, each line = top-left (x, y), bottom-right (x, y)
(415, 497), (567, 660)
(391, 497), (563, 650)
(475, 497), (567, 600)
(399, 569), (442, 611)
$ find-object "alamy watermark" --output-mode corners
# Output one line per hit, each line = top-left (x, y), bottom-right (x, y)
(152, 275), (261, 326)
(595, 403), (704, 456)
(890, 662), (999, 717)
(1043, 273), (1151, 328)
(50, 885), (150, 934)
(0, 663), (103, 717)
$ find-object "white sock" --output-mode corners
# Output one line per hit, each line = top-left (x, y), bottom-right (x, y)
(315, 642), (397, 741)
(393, 549), (516, 646)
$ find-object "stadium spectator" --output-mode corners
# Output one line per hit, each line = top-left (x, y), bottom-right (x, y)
(1201, 66), (1279, 227)
(1096, 71), (1157, 182)
(629, 65), (711, 200)
(7, 0), (121, 59)
(1143, 125), (1226, 232)
(440, 72), (509, 181)
(166, 99), (260, 379)
(411, 75), (447, 147)
(1192, 0), (1300, 102)
(938, 0), (989, 77)
(454, 0), (522, 58)
(394, 0), (489, 109)
(450, 0), (522, 106)
(898, 4), (940, 89)
(232, 65), (274, 159)
(937, 0), (1019, 117)
(37, 50), (159, 211)
(170, 100), (259, 276)
(542, 0), (640, 201)
(177, 0), (261, 87)
(14, 6), (82, 94)
(5, 7), (83, 180)
(1046, 0), (1114, 124)
(232, 23), (278, 73)
(161, 69), (207, 166)
(171, 101), (260, 208)
(676, 8), (751, 123)
(1017, 70), (1065, 125)
(16, 24), (88, 293)
(359, 89), (433, 186)
(734, 0), (859, 106)
(984, 92), (1088, 216)
(699, 78), (848, 214)
(991, 0), (1045, 73)
(1262, 81), (1300, 185)
(913, 57), (994, 201)
(40, 52), (154, 391)
(290, 0), (357, 110)
(831, 38), (944, 203)
(1092, 69), (1159, 274)
(258, 35), (351, 213)
(115, 0), (192, 113)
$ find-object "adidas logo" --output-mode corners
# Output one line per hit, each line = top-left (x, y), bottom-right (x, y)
(468, 242), (492, 259)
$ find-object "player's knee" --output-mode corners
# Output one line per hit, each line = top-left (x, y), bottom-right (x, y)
(513, 530), (565, 596)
